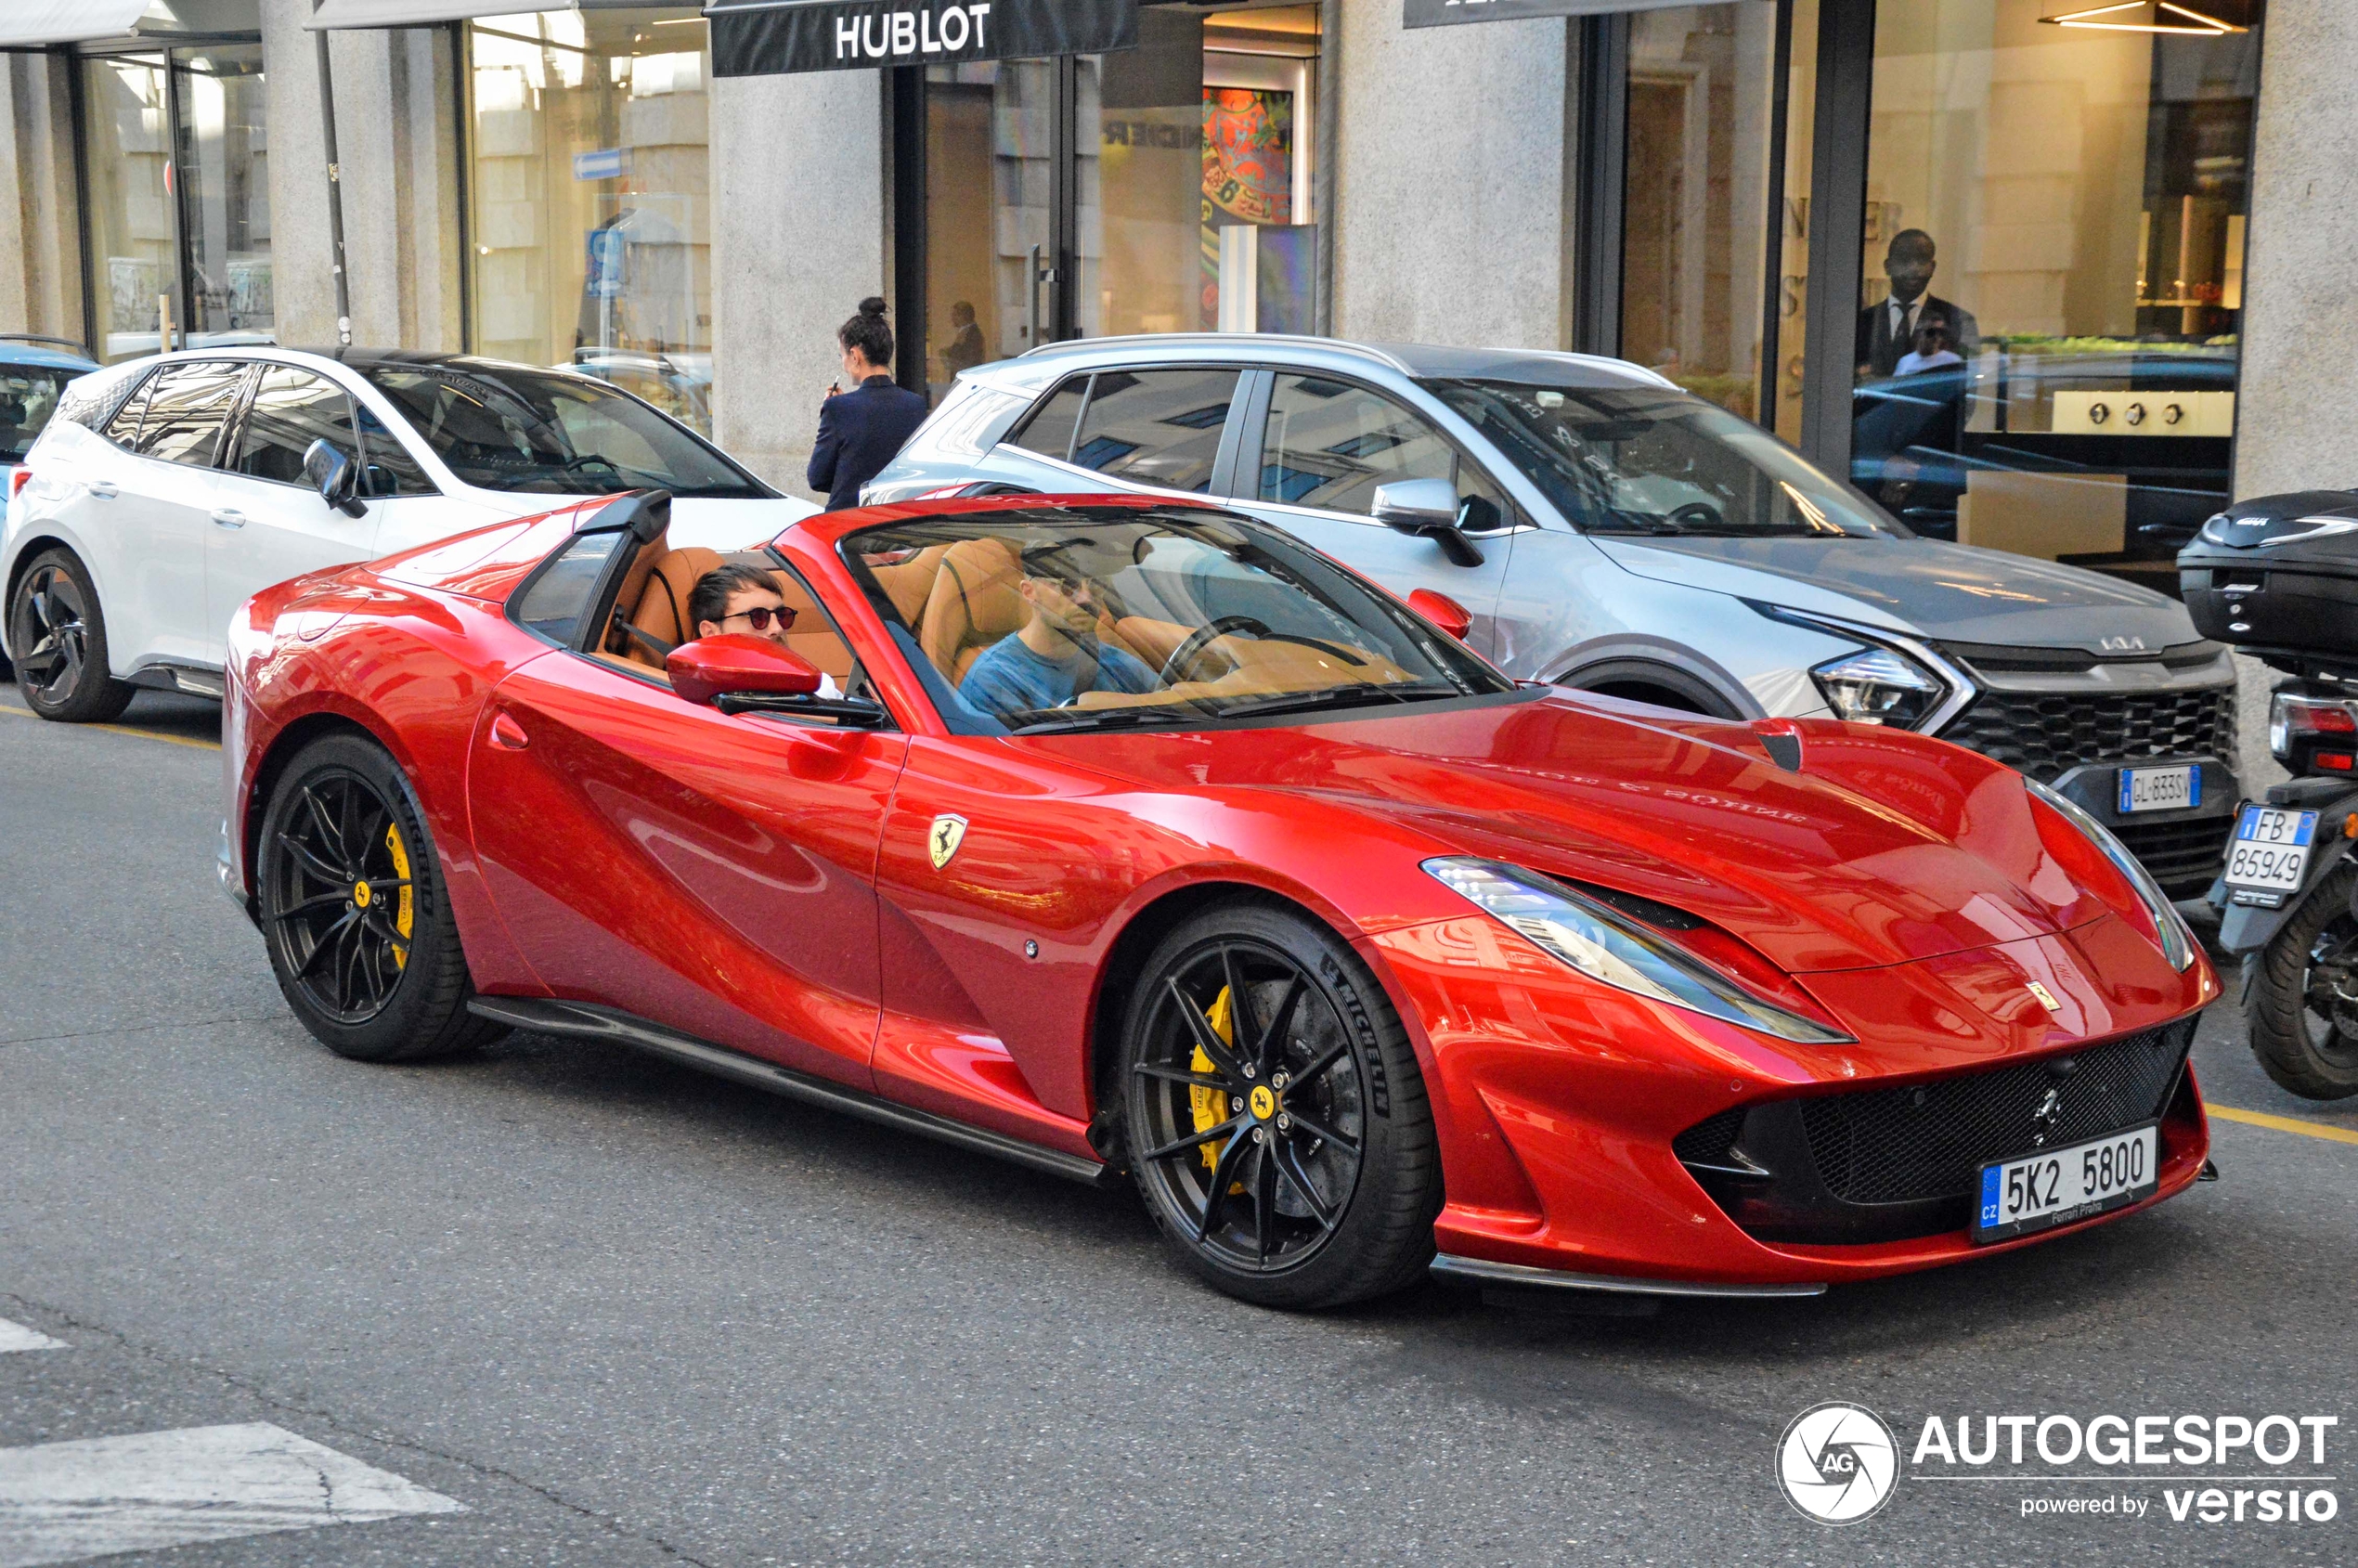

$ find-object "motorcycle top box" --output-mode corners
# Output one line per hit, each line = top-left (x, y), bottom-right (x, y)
(2180, 490), (2358, 665)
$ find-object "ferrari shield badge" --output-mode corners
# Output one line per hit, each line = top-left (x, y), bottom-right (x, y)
(2026, 980), (2062, 1014)
(928, 814), (968, 870)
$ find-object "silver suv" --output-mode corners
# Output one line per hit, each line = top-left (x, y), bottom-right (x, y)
(866, 335), (2240, 897)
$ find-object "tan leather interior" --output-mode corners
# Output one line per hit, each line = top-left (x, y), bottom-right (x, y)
(916, 538), (1028, 686)
(598, 533), (858, 684)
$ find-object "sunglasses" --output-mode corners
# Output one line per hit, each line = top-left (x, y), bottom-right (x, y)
(722, 604), (796, 631)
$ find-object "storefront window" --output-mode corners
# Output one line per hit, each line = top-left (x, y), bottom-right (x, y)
(82, 45), (273, 364)
(1851, 0), (2261, 577)
(921, 3), (1321, 397)
(1617, 3), (1780, 421)
(924, 58), (1055, 394)
(466, 7), (714, 433)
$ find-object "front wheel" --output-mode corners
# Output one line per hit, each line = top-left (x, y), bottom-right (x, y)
(2248, 862), (2358, 1099)
(255, 732), (503, 1063)
(1118, 903), (1441, 1309)
(7, 550), (136, 721)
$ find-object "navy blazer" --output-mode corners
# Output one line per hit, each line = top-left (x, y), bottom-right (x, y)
(807, 374), (928, 512)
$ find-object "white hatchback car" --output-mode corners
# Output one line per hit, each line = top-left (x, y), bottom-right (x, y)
(3, 347), (813, 720)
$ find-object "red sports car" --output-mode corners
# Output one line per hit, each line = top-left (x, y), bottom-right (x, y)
(220, 491), (2217, 1309)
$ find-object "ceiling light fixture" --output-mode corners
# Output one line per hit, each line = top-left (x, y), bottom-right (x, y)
(2039, 2), (2247, 34)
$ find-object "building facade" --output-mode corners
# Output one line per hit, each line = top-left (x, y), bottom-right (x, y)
(0, 0), (2321, 556)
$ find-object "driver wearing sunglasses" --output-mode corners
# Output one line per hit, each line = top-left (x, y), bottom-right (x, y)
(688, 562), (797, 647)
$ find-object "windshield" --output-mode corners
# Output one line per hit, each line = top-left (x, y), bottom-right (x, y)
(358, 362), (767, 499)
(842, 506), (1516, 736)
(1, 363), (80, 462)
(1427, 381), (1898, 539)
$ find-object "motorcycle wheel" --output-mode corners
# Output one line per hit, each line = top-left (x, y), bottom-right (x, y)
(2248, 862), (2358, 1100)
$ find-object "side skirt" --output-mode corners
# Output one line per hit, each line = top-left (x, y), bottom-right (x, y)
(465, 995), (1120, 1190)
(1430, 1252), (1826, 1300)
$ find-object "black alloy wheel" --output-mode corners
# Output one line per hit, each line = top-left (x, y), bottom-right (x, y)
(2250, 862), (2358, 1099)
(257, 732), (502, 1062)
(1121, 903), (1440, 1308)
(7, 549), (135, 721)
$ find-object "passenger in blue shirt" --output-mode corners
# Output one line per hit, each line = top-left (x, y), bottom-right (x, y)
(959, 547), (1160, 720)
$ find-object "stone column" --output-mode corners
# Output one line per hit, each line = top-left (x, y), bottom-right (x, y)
(0, 51), (86, 343)
(1328, 0), (1573, 349)
(262, 2), (461, 350)
(709, 69), (886, 498)
(2219, 3), (2355, 787)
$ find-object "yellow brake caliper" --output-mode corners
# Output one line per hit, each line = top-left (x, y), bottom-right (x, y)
(384, 822), (414, 970)
(1191, 988), (1237, 1177)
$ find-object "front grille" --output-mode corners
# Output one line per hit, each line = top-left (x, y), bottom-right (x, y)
(1937, 687), (2236, 784)
(1799, 1019), (2194, 1204)
(2109, 815), (2233, 899)
(1671, 1017), (2197, 1242)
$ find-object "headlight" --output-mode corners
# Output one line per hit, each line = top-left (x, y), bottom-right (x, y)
(1810, 646), (1945, 729)
(2024, 779), (2196, 972)
(1423, 858), (1852, 1043)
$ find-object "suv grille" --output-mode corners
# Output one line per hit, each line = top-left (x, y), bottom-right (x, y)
(1797, 1019), (2194, 1205)
(2108, 816), (2235, 900)
(1937, 688), (2236, 784)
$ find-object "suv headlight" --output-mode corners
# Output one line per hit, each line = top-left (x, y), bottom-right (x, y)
(2024, 778), (2196, 972)
(1423, 858), (1851, 1043)
(1810, 646), (1945, 729)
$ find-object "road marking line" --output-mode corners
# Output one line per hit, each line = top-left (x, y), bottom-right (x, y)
(0, 704), (219, 751)
(0, 1421), (462, 1567)
(2205, 1102), (2358, 1147)
(0, 1319), (64, 1354)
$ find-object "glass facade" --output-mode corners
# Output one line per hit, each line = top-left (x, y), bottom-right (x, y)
(1847, 0), (2261, 575)
(81, 45), (273, 364)
(918, 2), (1320, 399)
(1617, 3), (1780, 421)
(466, 7), (714, 432)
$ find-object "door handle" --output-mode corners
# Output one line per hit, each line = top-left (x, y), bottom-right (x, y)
(87, 481), (117, 499)
(210, 509), (247, 529)
(487, 712), (529, 751)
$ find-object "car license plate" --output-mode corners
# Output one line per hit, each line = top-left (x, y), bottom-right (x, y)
(1973, 1123), (2160, 1243)
(2118, 763), (2198, 814)
(2224, 805), (2319, 894)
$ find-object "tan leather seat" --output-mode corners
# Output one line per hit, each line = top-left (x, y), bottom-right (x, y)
(868, 542), (952, 628)
(618, 546), (721, 667)
(917, 538), (1029, 685)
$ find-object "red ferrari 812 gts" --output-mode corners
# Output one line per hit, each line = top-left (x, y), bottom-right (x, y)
(220, 491), (2217, 1308)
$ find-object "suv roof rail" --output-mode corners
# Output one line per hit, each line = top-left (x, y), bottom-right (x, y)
(1014, 333), (1418, 377)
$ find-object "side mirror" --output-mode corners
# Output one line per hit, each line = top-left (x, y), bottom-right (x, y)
(303, 438), (368, 518)
(667, 634), (823, 707)
(1371, 477), (1483, 567)
(1406, 588), (1472, 641)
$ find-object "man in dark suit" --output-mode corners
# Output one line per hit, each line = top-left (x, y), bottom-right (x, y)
(808, 297), (929, 512)
(1857, 229), (1979, 379)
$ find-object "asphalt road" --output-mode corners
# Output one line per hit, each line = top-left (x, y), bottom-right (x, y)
(3, 688), (2355, 1566)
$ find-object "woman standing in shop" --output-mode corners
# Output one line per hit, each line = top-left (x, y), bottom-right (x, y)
(808, 297), (928, 512)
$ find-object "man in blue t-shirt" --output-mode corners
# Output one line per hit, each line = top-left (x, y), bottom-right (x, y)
(958, 547), (1160, 720)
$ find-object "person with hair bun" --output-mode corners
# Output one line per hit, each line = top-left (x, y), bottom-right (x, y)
(808, 296), (928, 511)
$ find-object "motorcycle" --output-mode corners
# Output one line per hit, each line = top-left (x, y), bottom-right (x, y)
(2182, 491), (2358, 1098)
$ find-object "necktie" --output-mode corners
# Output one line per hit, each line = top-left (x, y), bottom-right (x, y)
(1894, 299), (1914, 346)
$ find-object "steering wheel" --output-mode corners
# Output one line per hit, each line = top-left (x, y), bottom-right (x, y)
(1160, 616), (1269, 685)
(1666, 500), (1726, 531)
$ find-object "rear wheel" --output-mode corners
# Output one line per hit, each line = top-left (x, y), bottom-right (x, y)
(2249, 862), (2358, 1100)
(256, 732), (503, 1063)
(7, 550), (135, 721)
(1119, 903), (1441, 1309)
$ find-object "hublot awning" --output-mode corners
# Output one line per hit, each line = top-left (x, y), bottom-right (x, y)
(706, 0), (1137, 76)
